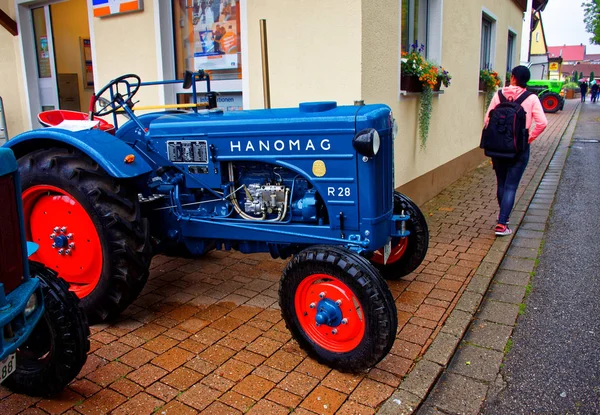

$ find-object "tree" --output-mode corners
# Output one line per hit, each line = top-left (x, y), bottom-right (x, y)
(583, 1), (600, 44)
(591, 71), (596, 82)
(573, 70), (579, 82)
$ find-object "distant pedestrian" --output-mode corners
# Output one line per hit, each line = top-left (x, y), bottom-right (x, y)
(483, 65), (548, 236)
(580, 80), (588, 102)
(591, 81), (599, 103)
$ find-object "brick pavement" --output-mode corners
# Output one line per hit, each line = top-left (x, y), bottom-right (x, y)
(0, 101), (578, 415)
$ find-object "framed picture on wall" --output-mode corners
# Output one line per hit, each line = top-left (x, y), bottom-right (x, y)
(80, 38), (94, 89)
(92, 0), (144, 18)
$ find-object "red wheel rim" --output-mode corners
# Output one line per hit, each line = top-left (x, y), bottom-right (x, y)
(542, 96), (558, 111)
(22, 185), (103, 298)
(294, 274), (365, 353)
(371, 238), (409, 265)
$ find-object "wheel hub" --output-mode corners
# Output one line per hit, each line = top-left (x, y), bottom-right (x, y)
(49, 227), (75, 255)
(314, 298), (343, 327)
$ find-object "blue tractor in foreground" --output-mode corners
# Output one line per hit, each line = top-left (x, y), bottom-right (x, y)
(4, 71), (429, 371)
(0, 148), (89, 395)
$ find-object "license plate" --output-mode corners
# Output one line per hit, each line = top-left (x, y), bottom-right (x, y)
(0, 353), (16, 384)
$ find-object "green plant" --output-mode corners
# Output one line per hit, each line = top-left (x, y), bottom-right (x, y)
(591, 71), (595, 82)
(573, 70), (579, 82)
(563, 81), (580, 90)
(419, 87), (433, 149)
(506, 71), (512, 85)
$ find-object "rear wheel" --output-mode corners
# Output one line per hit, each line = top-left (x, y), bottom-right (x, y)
(370, 192), (429, 279)
(540, 92), (561, 113)
(18, 147), (151, 322)
(280, 246), (397, 372)
(3, 261), (90, 396)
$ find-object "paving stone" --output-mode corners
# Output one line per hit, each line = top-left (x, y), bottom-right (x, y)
(519, 221), (547, 231)
(423, 332), (460, 366)
(465, 319), (514, 352)
(499, 256), (536, 273)
(511, 235), (543, 249)
(506, 245), (539, 259)
(378, 389), (421, 415)
(465, 274), (493, 295)
(487, 283), (527, 304)
(477, 300), (520, 326)
(399, 359), (443, 398)
(493, 269), (531, 286)
(455, 291), (484, 314)
(426, 373), (488, 414)
(440, 309), (472, 338)
(448, 343), (504, 382)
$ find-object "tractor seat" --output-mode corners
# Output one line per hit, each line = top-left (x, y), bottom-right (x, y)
(38, 110), (115, 134)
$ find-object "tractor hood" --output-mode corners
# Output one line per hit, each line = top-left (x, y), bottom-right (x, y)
(147, 102), (391, 139)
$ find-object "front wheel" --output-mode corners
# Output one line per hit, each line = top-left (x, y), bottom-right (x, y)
(540, 92), (561, 113)
(3, 261), (90, 396)
(280, 246), (397, 372)
(370, 192), (429, 279)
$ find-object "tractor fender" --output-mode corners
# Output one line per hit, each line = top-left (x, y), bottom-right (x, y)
(4, 128), (152, 179)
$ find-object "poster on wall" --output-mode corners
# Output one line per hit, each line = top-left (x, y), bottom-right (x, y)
(81, 38), (94, 88)
(92, 0), (144, 18)
(192, 0), (239, 71)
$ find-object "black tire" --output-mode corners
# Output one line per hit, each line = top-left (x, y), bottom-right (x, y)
(18, 147), (151, 323)
(4, 261), (90, 396)
(369, 192), (429, 280)
(279, 246), (397, 372)
(540, 92), (561, 113)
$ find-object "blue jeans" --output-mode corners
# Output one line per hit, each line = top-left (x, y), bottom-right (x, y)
(492, 147), (530, 225)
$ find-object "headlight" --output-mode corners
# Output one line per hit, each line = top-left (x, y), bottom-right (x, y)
(353, 128), (381, 157)
(24, 293), (38, 317)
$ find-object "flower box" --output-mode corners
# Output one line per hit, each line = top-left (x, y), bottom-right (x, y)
(401, 75), (423, 92)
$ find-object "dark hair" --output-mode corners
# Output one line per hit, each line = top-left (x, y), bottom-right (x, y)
(511, 65), (530, 88)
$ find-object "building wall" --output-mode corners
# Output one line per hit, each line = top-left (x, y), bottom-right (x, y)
(87, 0), (161, 112)
(51, 0), (93, 113)
(0, 0), (28, 139)
(244, 0), (362, 109)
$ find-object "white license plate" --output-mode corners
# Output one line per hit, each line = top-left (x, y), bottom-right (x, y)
(0, 353), (16, 384)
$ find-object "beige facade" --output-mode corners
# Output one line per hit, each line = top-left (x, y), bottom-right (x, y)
(1, 0), (525, 203)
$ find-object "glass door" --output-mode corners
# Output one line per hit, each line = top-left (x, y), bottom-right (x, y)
(32, 5), (59, 111)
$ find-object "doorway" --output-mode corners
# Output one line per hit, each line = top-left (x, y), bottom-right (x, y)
(17, 0), (92, 127)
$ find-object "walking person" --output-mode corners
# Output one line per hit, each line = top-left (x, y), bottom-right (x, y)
(591, 81), (599, 103)
(483, 66), (548, 236)
(580, 79), (588, 102)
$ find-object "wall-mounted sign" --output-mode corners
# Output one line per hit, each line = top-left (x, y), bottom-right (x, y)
(92, 0), (144, 18)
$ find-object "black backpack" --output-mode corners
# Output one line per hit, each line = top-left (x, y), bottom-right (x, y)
(480, 90), (532, 159)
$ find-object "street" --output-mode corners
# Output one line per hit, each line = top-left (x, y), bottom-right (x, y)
(482, 101), (600, 414)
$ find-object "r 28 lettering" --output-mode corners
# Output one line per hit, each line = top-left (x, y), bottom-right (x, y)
(327, 187), (351, 197)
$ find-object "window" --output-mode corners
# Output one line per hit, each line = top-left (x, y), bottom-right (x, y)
(172, 0), (241, 81)
(401, 0), (442, 63)
(480, 13), (495, 70)
(507, 31), (516, 72)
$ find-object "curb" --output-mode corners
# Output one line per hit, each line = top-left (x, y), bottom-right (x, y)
(378, 102), (581, 415)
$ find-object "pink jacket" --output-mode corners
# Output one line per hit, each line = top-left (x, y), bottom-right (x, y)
(484, 86), (548, 143)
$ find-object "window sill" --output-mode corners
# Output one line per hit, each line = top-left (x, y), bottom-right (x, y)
(400, 90), (445, 97)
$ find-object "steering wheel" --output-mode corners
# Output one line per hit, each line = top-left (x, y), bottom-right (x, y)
(92, 74), (141, 117)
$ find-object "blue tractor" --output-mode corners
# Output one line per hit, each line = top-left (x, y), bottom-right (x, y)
(0, 148), (89, 395)
(5, 71), (428, 371)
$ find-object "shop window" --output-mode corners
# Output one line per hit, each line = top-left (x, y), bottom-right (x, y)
(507, 31), (516, 72)
(401, 0), (442, 64)
(172, 0), (241, 81)
(480, 13), (496, 70)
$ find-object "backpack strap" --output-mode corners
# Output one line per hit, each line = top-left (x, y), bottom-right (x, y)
(514, 91), (533, 106)
(498, 90), (506, 103)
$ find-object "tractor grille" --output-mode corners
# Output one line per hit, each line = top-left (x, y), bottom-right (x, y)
(0, 174), (25, 294)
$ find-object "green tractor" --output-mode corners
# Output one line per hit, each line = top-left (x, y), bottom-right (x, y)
(526, 80), (565, 113)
